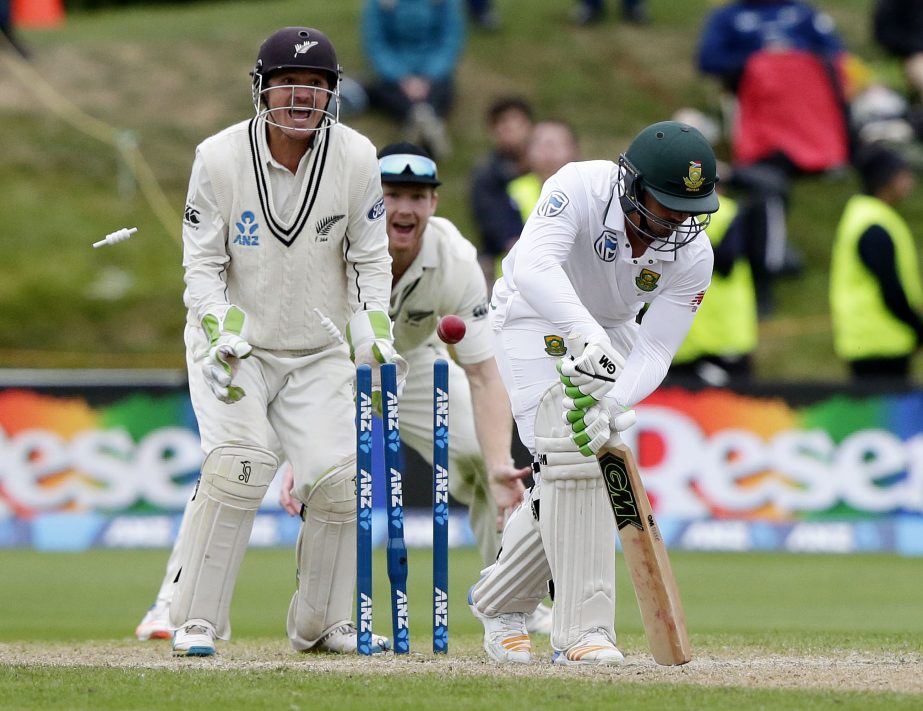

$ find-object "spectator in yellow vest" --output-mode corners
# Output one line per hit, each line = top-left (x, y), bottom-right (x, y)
(830, 143), (922, 382)
(507, 120), (580, 224)
(671, 193), (759, 385)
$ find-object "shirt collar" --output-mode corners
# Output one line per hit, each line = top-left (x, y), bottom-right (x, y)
(257, 118), (317, 171)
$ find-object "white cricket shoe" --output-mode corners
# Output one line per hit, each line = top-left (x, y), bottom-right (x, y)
(309, 624), (391, 654)
(468, 588), (532, 664)
(172, 620), (216, 657)
(135, 600), (172, 641)
(551, 627), (624, 666)
(525, 602), (553, 635)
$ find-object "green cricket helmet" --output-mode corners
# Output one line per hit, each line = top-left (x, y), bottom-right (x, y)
(618, 121), (719, 251)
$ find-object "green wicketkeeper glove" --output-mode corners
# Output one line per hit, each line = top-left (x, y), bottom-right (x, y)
(201, 305), (252, 404)
(345, 310), (409, 410)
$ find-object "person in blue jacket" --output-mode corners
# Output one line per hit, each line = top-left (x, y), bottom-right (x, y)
(362, 0), (465, 158)
(697, 0), (843, 92)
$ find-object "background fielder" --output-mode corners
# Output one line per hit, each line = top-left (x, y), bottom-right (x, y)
(286, 142), (533, 562)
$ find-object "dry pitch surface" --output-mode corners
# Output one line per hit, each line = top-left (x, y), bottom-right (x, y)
(1, 642), (920, 694)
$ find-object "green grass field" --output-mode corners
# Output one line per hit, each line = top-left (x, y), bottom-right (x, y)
(2, 2), (922, 708)
(0, 547), (920, 709)
(2, 0), (922, 378)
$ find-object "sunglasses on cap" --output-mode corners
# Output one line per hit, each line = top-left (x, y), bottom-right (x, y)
(378, 154), (439, 181)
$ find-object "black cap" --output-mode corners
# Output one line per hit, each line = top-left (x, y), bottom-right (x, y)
(252, 27), (340, 87)
(377, 142), (441, 187)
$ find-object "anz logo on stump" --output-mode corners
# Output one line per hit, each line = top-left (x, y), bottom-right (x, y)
(594, 230), (620, 262)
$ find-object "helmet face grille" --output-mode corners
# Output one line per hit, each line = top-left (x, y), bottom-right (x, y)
(250, 27), (342, 131)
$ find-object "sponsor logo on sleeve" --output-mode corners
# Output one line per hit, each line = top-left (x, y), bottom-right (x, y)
(472, 302), (488, 319)
(367, 198), (385, 221)
(183, 204), (200, 229)
(537, 190), (569, 218)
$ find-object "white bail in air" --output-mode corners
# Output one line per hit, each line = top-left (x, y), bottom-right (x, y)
(93, 227), (138, 249)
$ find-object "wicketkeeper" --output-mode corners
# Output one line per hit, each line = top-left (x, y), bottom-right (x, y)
(165, 26), (403, 657)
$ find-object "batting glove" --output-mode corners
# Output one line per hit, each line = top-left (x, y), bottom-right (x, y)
(558, 335), (625, 404)
(201, 305), (252, 404)
(565, 402), (612, 456)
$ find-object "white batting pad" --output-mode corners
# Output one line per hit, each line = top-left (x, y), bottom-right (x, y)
(170, 444), (279, 639)
(533, 383), (616, 651)
(469, 484), (552, 616)
(287, 456), (359, 650)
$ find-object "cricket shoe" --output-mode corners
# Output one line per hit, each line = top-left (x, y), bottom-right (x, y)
(310, 624), (391, 655)
(551, 627), (624, 666)
(525, 602), (553, 635)
(135, 600), (172, 641)
(172, 620), (216, 657)
(468, 587), (531, 664)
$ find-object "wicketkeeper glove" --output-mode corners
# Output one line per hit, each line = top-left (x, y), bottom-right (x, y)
(201, 305), (252, 404)
(345, 309), (409, 393)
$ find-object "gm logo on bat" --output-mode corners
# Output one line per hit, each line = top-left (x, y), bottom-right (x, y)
(598, 452), (643, 531)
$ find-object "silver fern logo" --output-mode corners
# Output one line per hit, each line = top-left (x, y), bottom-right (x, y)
(295, 41), (319, 56)
(315, 214), (345, 242)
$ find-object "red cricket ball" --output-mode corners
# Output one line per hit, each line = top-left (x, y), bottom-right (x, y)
(436, 315), (467, 344)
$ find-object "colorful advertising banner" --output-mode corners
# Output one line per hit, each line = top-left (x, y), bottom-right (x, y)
(1, 374), (920, 554)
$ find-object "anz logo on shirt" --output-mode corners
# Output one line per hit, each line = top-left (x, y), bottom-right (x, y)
(233, 211), (260, 247)
(593, 230), (620, 262)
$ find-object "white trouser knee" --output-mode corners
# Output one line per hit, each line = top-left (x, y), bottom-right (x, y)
(287, 455), (358, 650)
(534, 383), (616, 651)
(170, 444), (279, 639)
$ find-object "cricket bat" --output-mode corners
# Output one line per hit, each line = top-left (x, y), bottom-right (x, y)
(597, 440), (691, 666)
